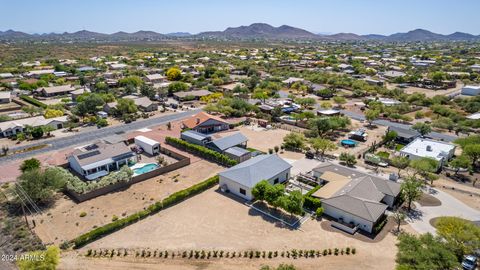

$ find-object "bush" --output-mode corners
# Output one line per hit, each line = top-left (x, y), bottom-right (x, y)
(73, 175), (219, 248)
(165, 137), (237, 167)
(20, 95), (48, 109)
(79, 212), (87, 217)
(315, 207), (324, 217)
(304, 196), (322, 211)
(64, 166), (133, 195)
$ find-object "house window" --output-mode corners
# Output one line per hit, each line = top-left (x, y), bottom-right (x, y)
(239, 188), (246, 195)
(274, 178), (279, 184)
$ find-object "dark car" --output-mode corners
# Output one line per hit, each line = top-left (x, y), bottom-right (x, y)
(305, 151), (314, 159)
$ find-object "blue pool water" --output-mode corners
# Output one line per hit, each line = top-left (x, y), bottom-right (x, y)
(341, 139), (357, 146)
(133, 163), (159, 175)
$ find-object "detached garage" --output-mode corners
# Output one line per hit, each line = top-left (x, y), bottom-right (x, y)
(219, 154), (292, 201)
(134, 136), (160, 155)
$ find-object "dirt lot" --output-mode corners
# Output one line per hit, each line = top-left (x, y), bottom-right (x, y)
(83, 188), (399, 270)
(32, 160), (223, 244)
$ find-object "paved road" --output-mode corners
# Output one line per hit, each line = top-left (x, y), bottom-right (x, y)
(340, 110), (458, 142)
(407, 187), (480, 234)
(0, 109), (201, 164)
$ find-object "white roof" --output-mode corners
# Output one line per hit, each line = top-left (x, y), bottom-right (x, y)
(400, 138), (455, 161)
(134, 135), (160, 147)
(145, 74), (164, 80)
(467, 112), (480, 120)
(27, 69), (55, 76)
(317, 109), (340, 115)
(463, 85), (480, 90)
(0, 91), (11, 99)
(0, 115), (67, 132)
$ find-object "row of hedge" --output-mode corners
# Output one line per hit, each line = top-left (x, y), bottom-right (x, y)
(72, 175), (219, 248)
(20, 95), (48, 109)
(165, 137), (238, 167)
(303, 185), (322, 211)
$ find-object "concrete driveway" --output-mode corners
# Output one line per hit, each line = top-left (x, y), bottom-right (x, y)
(407, 187), (480, 234)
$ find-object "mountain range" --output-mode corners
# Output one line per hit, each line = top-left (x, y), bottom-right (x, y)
(1, 23), (479, 42)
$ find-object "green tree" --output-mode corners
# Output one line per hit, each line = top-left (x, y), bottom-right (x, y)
(31, 126), (44, 139)
(448, 155), (471, 175)
(435, 216), (480, 259)
(140, 84), (156, 99)
(17, 246), (60, 270)
(167, 81), (189, 94)
(115, 98), (138, 116)
(464, 144), (480, 167)
(396, 233), (459, 270)
(364, 109), (380, 126)
(252, 180), (270, 201)
(17, 167), (66, 205)
(401, 177), (423, 211)
(282, 133), (306, 151)
(284, 190), (304, 216)
(409, 157), (439, 185)
(166, 67), (182, 81)
(20, 158), (41, 173)
(390, 156), (410, 177)
(393, 210), (406, 233)
(383, 130), (398, 146)
(118, 75), (143, 88)
(339, 152), (356, 167)
(264, 184), (285, 207)
(412, 122), (432, 137)
(309, 138), (337, 157)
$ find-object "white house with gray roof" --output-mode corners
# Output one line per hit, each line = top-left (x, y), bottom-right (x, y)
(219, 155), (292, 200)
(312, 163), (401, 234)
(68, 142), (137, 180)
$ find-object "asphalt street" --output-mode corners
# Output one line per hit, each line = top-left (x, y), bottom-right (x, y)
(340, 110), (458, 142)
(0, 109), (201, 164)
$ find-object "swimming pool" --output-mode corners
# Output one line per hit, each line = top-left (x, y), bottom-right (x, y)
(132, 163), (159, 175)
(341, 139), (357, 147)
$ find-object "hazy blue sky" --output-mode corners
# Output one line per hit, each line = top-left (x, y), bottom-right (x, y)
(2, 0), (479, 35)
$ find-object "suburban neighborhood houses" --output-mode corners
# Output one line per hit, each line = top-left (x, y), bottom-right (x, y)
(1, 3), (480, 270)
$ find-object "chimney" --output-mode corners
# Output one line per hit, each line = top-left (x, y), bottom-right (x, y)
(196, 118), (200, 124)
(426, 145), (432, 152)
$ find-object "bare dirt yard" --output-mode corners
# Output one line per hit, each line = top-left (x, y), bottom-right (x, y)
(32, 160), (223, 245)
(81, 188), (399, 270)
(436, 178), (480, 211)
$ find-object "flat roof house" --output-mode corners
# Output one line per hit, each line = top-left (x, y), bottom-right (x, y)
(0, 91), (11, 104)
(181, 111), (229, 134)
(399, 138), (455, 168)
(68, 142), (137, 180)
(219, 154), (292, 200)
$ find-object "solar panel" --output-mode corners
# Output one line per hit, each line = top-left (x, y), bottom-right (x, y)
(84, 144), (99, 151)
(78, 150), (101, 160)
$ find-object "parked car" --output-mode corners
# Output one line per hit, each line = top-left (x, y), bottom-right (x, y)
(462, 255), (478, 270)
(305, 151), (314, 159)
